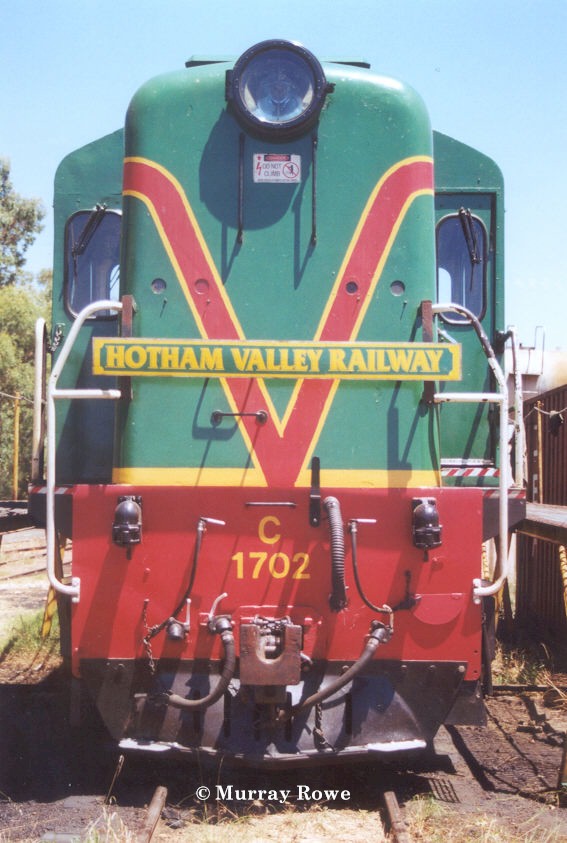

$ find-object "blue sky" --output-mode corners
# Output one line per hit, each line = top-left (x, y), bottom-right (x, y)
(3, 0), (567, 348)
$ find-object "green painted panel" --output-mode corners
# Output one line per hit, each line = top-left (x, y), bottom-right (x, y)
(433, 134), (505, 479)
(52, 131), (124, 483)
(51, 63), (508, 488)
(115, 61), (438, 482)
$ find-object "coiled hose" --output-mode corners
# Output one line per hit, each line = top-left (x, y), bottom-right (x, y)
(324, 496), (347, 611)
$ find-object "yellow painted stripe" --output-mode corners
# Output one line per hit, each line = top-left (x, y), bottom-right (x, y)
(41, 585), (58, 639)
(296, 468), (442, 488)
(112, 466), (440, 488)
(112, 465), (267, 486)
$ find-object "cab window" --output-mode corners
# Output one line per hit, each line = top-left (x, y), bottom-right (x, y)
(436, 209), (486, 323)
(64, 207), (121, 318)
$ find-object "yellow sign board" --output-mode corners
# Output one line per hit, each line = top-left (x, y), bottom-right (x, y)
(92, 338), (461, 381)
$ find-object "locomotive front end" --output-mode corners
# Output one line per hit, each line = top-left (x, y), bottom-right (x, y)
(34, 40), (511, 766)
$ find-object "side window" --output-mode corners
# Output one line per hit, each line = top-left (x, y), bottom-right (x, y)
(436, 209), (486, 323)
(65, 207), (121, 318)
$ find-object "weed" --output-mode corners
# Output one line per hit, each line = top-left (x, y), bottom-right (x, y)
(492, 640), (549, 686)
(82, 806), (136, 842)
(0, 607), (61, 679)
(404, 795), (564, 842)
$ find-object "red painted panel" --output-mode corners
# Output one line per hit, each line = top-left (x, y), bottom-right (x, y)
(69, 485), (483, 680)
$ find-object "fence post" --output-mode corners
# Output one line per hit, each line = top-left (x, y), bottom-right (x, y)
(12, 391), (21, 500)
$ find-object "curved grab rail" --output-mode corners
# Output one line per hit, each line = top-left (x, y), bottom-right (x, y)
(431, 303), (511, 601)
(46, 300), (123, 601)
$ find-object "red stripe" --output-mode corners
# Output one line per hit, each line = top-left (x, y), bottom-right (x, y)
(318, 160), (433, 341)
(123, 158), (433, 485)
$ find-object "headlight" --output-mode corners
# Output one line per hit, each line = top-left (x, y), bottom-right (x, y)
(227, 40), (331, 138)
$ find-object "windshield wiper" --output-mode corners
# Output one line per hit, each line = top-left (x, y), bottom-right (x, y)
(458, 207), (481, 265)
(72, 203), (106, 257)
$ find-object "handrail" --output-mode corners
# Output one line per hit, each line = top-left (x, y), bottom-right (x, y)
(431, 303), (511, 601)
(46, 300), (123, 601)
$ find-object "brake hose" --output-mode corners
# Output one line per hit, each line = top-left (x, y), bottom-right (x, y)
(289, 622), (392, 717)
(164, 616), (235, 711)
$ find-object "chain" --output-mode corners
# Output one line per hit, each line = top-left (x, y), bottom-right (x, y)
(142, 600), (157, 675)
(313, 703), (334, 751)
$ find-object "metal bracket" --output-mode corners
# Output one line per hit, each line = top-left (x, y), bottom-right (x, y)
(309, 456), (321, 527)
(420, 299), (435, 404)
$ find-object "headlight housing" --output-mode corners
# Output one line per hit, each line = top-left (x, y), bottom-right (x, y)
(227, 39), (331, 139)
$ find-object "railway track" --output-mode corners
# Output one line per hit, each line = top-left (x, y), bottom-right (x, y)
(0, 681), (566, 840)
(0, 526), (52, 645)
(0, 528), (46, 581)
(0, 524), (72, 583)
(0, 785), (167, 843)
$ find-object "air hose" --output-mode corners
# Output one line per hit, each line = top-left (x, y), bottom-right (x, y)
(165, 616), (236, 711)
(143, 517), (207, 645)
(324, 496), (348, 611)
(288, 622), (392, 717)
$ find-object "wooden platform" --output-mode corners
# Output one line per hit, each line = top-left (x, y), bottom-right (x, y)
(519, 502), (567, 544)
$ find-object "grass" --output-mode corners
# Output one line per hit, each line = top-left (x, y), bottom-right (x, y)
(0, 606), (61, 680)
(491, 634), (554, 686)
(1, 800), (563, 843)
(403, 795), (566, 843)
(149, 792), (567, 843)
(2, 606), (56, 648)
(156, 805), (387, 843)
(82, 807), (136, 843)
(491, 639), (567, 721)
(492, 643), (548, 686)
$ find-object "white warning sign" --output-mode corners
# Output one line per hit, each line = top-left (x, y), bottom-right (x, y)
(253, 153), (301, 184)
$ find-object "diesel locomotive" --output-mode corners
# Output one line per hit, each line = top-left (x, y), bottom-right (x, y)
(30, 39), (525, 764)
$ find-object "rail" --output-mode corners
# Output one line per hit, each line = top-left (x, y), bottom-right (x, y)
(432, 303), (519, 601)
(44, 300), (123, 601)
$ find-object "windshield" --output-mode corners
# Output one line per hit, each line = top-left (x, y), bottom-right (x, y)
(436, 211), (486, 323)
(65, 208), (121, 318)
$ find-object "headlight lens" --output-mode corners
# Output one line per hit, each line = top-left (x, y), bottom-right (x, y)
(228, 40), (329, 138)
